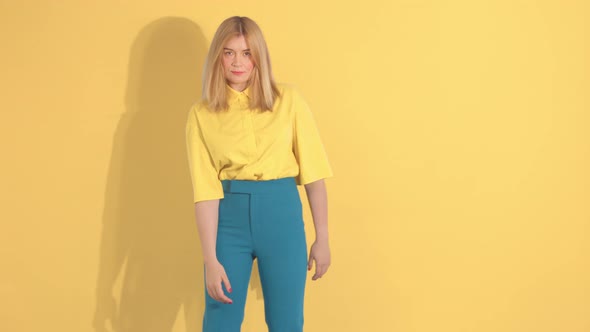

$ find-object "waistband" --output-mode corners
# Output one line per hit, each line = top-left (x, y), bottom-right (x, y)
(221, 177), (297, 194)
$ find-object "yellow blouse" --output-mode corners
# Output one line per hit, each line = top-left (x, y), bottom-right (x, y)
(185, 83), (333, 203)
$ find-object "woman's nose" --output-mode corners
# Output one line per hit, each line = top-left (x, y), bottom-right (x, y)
(232, 55), (244, 67)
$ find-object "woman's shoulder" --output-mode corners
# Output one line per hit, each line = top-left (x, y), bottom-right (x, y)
(189, 100), (218, 115)
(189, 99), (206, 111)
(187, 101), (216, 125)
(275, 82), (304, 101)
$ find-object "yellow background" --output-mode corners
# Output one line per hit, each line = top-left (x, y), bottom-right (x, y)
(1, 1), (588, 331)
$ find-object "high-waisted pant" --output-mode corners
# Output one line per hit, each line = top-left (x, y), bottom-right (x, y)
(202, 177), (308, 332)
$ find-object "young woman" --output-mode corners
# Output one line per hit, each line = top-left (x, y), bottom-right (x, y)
(185, 16), (333, 331)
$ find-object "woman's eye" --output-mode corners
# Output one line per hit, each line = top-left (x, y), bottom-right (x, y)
(244, 52), (251, 56)
(224, 51), (233, 56)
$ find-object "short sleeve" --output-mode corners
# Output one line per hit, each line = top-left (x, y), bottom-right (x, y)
(185, 106), (224, 203)
(291, 89), (334, 185)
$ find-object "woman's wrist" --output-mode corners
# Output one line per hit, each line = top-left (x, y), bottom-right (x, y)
(314, 232), (329, 243)
(203, 256), (219, 265)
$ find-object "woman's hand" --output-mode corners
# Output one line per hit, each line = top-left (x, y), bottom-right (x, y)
(205, 260), (233, 304)
(308, 240), (331, 280)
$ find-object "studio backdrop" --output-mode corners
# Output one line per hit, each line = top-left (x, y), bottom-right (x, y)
(1, 1), (588, 332)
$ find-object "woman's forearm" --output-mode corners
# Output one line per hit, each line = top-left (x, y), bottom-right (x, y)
(194, 199), (220, 264)
(304, 179), (329, 242)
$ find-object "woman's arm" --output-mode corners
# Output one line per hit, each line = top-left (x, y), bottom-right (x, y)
(194, 199), (220, 263)
(304, 179), (331, 280)
(194, 199), (233, 304)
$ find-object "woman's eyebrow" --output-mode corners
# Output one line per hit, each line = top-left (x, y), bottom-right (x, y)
(223, 47), (251, 52)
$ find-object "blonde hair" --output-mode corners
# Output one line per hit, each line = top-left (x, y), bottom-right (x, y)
(202, 16), (280, 112)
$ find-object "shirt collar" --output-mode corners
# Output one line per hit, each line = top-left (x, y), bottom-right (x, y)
(226, 84), (251, 104)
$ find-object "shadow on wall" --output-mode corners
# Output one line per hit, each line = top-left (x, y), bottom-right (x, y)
(90, 17), (260, 332)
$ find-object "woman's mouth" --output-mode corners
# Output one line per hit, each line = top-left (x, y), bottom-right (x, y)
(231, 71), (246, 75)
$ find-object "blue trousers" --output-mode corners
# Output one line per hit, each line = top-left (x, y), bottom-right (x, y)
(202, 177), (308, 332)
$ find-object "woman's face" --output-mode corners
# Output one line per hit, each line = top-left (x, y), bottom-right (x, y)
(221, 35), (254, 92)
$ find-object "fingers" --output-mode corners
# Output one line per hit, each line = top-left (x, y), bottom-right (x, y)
(312, 263), (329, 280)
(309, 256), (330, 280)
(222, 274), (233, 297)
(207, 274), (233, 304)
(215, 281), (233, 304)
(308, 241), (331, 281)
(207, 281), (232, 304)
